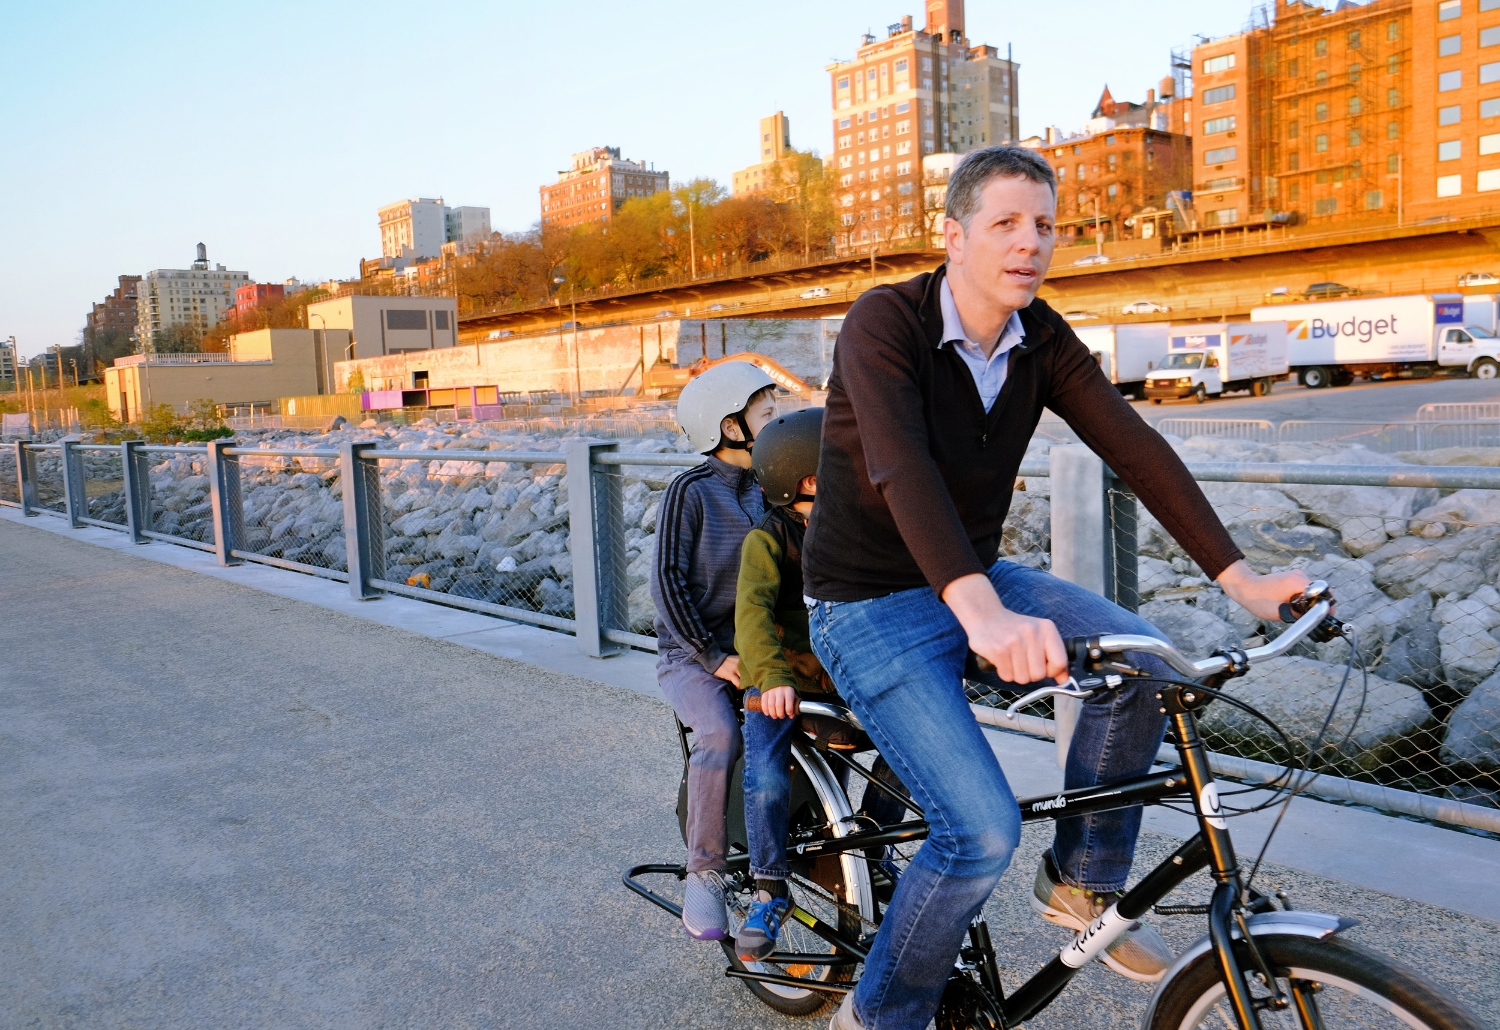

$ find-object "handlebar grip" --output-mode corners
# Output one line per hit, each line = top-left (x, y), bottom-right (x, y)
(744, 693), (762, 712)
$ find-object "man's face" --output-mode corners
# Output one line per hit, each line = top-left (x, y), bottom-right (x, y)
(944, 175), (1056, 310)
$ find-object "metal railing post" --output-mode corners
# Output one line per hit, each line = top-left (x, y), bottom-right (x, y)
(205, 440), (242, 566)
(567, 439), (627, 657)
(60, 435), (87, 528)
(120, 440), (150, 544)
(1105, 472), (1139, 614)
(340, 440), (384, 599)
(15, 442), (37, 517)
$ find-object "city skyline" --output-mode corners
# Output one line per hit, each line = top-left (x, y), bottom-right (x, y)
(5, 0), (1272, 357)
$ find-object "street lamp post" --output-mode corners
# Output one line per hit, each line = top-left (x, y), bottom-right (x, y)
(553, 276), (581, 407)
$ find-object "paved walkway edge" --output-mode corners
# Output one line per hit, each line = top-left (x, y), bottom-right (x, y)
(6, 505), (1498, 923)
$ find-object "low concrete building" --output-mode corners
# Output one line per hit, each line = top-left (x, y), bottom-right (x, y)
(333, 317), (843, 410)
(104, 328), (350, 422)
(304, 295), (458, 360)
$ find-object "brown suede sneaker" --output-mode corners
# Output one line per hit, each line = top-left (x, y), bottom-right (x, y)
(1031, 851), (1173, 982)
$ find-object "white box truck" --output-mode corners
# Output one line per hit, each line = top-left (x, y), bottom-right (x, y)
(1249, 293), (1500, 387)
(1072, 322), (1171, 399)
(1143, 322), (1290, 404)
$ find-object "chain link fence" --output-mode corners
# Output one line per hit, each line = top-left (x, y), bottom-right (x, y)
(0, 447), (19, 506)
(77, 444), (127, 528)
(228, 448), (346, 578)
(28, 444), (67, 515)
(140, 446), (215, 550)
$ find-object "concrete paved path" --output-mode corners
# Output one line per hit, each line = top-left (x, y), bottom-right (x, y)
(2, 517), (1497, 1028)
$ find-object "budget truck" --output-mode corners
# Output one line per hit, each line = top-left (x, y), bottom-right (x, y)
(1249, 293), (1500, 387)
(1143, 322), (1289, 404)
(1072, 322), (1171, 399)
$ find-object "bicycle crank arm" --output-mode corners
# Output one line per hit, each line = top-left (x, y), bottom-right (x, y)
(724, 967), (853, 995)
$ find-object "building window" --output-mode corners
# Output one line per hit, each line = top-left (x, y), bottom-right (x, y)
(1349, 62), (1362, 82)
(1289, 152), (1301, 170)
(896, 101), (909, 113)
(895, 120), (910, 134)
(839, 118), (851, 129)
(1439, 0), (1460, 18)
(1106, 183), (1119, 199)
(1077, 163), (1086, 178)
(1288, 58), (1300, 78)
(1486, 98), (1500, 117)
(1440, 105), (1462, 125)
(1388, 120), (1400, 139)
(1440, 70), (1463, 91)
(1288, 119), (1300, 139)
(1205, 207), (1238, 225)
(1438, 173), (1463, 196)
(1202, 84), (1236, 106)
(1482, 132), (1500, 153)
(1440, 34), (1463, 56)
(1389, 88), (1401, 106)
(1388, 20), (1401, 40)
(1388, 54), (1400, 74)
(1314, 198), (1338, 215)
(1316, 70), (1329, 86)
(1289, 182), (1301, 201)
(1056, 165), (1067, 180)
(1316, 101), (1329, 120)
(897, 162), (912, 176)
(1204, 146), (1237, 164)
(1388, 153), (1401, 172)
(1204, 115), (1236, 134)
(1203, 176), (1237, 190)
(1350, 127), (1363, 146)
(1485, 26), (1500, 47)
(1203, 53), (1236, 73)
(1314, 37), (1328, 56)
(1348, 96), (1362, 114)
(1440, 139), (1463, 160)
(1316, 133), (1330, 152)
(1481, 168), (1500, 190)
(1107, 154), (1118, 171)
(1484, 61), (1500, 83)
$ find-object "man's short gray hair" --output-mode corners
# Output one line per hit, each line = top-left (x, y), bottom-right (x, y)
(945, 145), (1057, 231)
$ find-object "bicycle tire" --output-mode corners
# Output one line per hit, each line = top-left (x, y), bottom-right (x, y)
(1148, 933), (1487, 1030)
(722, 740), (874, 1017)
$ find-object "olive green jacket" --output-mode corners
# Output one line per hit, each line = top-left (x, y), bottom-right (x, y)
(735, 508), (828, 695)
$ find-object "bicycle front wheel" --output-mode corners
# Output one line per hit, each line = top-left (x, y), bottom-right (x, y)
(1149, 933), (1486, 1030)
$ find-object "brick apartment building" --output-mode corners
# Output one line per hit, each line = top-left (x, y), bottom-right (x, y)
(826, 1), (1020, 253)
(733, 112), (797, 195)
(539, 147), (669, 233)
(1183, 0), (1441, 231)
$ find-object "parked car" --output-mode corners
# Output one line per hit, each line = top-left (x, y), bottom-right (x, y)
(1303, 281), (1358, 299)
(1062, 310), (1102, 321)
(1458, 271), (1500, 287)
(1263, 286), (1291, 302)
(708, 303), (726, 311)
(1121, 300), (1171, 315)
(1073, 253), (1112, 266)
(800, 286), (832, 299)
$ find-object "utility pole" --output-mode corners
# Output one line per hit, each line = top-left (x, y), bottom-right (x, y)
(688, 193), (697, 281)
(1094, 194), (1104, 257)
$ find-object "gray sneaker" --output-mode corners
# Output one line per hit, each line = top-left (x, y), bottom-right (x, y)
(828, 992), (865, 1030)
(682, 870), (729, 941)
(1031, 852), (1173, 982)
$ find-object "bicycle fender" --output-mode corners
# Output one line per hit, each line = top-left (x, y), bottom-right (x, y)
(1141, 911), (1356, 1028)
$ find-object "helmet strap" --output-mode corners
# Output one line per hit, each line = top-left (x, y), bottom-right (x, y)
(792, 492), (817, 504)
(720, 412), (756, 450)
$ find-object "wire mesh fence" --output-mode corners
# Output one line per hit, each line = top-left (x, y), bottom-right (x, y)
(372, 450), (574, 622)
(78, 445), (127, 527)
(1122, 472), (1500, 814)
(0, 447), (19, 506)
(141, 446), (215, 549)
(28, 445), (67, 515)
(591, 454), (695, 642)
(1155, 418), (1500, 453)
(228, 448), (346, 578)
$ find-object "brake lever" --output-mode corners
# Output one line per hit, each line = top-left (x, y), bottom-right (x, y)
(1004, 678), (1098, 717)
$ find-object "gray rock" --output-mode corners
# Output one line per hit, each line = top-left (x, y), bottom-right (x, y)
(1409, 488), (1500, 537)
(1442, 671), (1500, 769)
(1193, 586), (1264, 640)
(1279, 482), (1425, 557)
(1367, 531), (1497, 600)
(1137, 556), (1178, 600)
(1139, 599), (1241, 657)
(1228, 521), (1343, 566)
(1376, 621), (1443, 690)
(1201, 655), (1432, 764)
(627, 582), (658, 634)
(1438, 614), (1500, 688)
(1002, 493), (1050, 558)
(1200, 482), (1302, 530)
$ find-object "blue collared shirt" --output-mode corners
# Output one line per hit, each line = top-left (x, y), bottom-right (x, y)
(939, 278), (1025, 412)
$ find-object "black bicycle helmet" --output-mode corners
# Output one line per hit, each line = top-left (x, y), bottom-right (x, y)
(752, 407), (823, 506)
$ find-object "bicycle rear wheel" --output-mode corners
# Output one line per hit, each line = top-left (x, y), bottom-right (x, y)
(1149, 934), (1485, 1030)
(722, 739), (874, 1017)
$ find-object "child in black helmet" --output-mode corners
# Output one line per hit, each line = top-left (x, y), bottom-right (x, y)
(732, 408), (907, 963)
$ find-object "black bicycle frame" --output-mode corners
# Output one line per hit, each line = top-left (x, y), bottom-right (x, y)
(625, 684), (1272, 1030)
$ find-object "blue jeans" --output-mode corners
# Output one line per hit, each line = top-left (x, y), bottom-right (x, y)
(743, 692), (910, 880)
(808, 560), (1172, 1030)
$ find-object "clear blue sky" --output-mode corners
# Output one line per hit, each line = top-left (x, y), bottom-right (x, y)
(2, 0), (1279, 359)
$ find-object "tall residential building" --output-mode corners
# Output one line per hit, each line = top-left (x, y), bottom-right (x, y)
(445, 205), (492, 247)
(1186, 0), (1413, 231)
(379, 198), (449, 260)
(133, 245), (249, 352)
(826, 2), (1020, 253)
(0, 338), (16, 382)
(733, 112), (797, 195)
(539, 147), (670, 232)
(85, 274), (142, 364)
(1406, 0), (1500, 220)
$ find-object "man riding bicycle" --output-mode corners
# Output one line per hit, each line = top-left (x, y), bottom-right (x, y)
(803, 145), (1311, 1030)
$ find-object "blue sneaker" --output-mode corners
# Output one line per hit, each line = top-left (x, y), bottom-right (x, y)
(735, 890), (792, 961)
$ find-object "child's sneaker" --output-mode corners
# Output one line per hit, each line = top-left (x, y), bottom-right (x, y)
(682, 870), (730, 940)
(735, 890), (792, 961)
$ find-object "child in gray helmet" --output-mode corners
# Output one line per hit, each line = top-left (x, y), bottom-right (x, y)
(650, 362), (778, 941)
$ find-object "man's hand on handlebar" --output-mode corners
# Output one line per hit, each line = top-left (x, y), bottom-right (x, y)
(1215, 559), (1318, 622)
(942, 573), (1069, 685)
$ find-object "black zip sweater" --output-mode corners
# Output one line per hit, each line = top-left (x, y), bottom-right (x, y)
(803, 266), (1244, 602)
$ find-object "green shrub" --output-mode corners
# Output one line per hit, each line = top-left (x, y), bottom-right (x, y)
(180, 426), (233, 442)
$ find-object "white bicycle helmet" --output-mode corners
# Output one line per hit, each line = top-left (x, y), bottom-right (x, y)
(676, 362), (778, 454)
